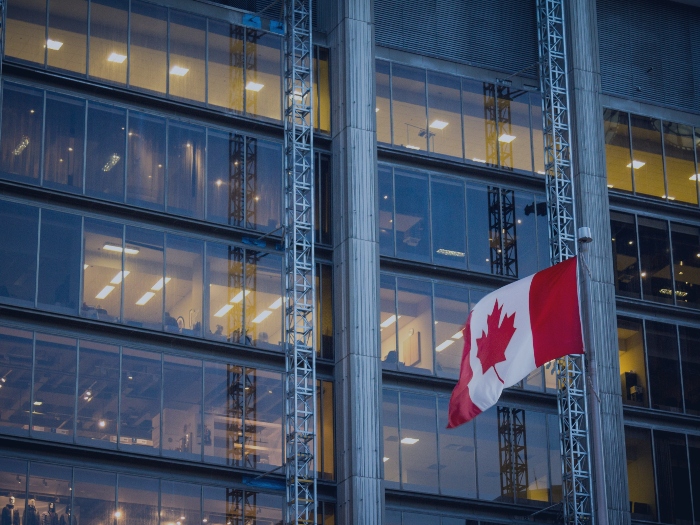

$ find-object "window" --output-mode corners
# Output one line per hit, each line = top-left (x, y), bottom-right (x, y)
(0, 83), (43, 183)
(317, 380), (335, 480)
(654, 431), (693, 523)
(475, 407), (500, 501)
(646, 321), (682, 412)
(437, 397), (477, 498)
(431, 177), (466, 269)
(167, 122), (205, 218)
(246, 139), (283, 233)
(383, 390), (400, 488)
(5, 0), (46, 65)
(120, 348), (161, 454)
(207, 21), (244, 113)
(466, 183), (491, 274)
(603, 109), (632, 192)
(43, 93), (85, 193)
(314, 153), (332, 246)
(376, 60), (392, 144)
(206, 244), (244, 343)
(127, 111), (166, 210)
(207, 131), (244, 226)
(82, 218), (123, 323)
(638, 217), (673, 303)
(244, 369), (283, 471)
(89, 0), (128, 85)
(118, 475), (159, 525)
(129, 1), (167, 94)
(618, 317), (647, 407)
(610, 212), (640, 298)
(392, 65), (427, 152)
(123, 226), (164, 330)
(28, 463), (71, 524)
(168, 11), (206, 103)
(316, 264), (334, 360)
(164, 234), (204, 336)
(163, 355), (202, 461)
(671, 223), (700, 308)
(395, 169), (430, 262)
(497, 88), (532, 172)
(663, 122), (697, 205)
(379, 165), (394, 257)
(246, 32), (282, 121)
(47, 0), (88, 74)
(397, 278), (433, 374)
(428, 72), (462, 158)
(679, 325), (700, 415)
(400, 392), (438, 493)
(315, 47), (331, 134)
(85, 103), (126, 201)
(630, 115), (665, 199)
(434, 284), (470, 380)
(463, 79), (496, 167)
(0, 201), (38, 306)
(0, 327), (33, 435)
(203, 362), (244, 466)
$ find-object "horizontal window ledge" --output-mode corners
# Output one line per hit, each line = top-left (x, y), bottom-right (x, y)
(616, 296), (700, 326)
(622, 405), (700, 434)
(609, 190), (700, 224)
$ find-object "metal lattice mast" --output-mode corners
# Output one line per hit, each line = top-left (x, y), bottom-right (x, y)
(536, 1), (593, 524)
(283, 0), (315, 522)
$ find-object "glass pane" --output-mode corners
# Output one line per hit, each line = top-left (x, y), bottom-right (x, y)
(378, 165), (394, 257)
(168, 11), (205, 103)
(161, 482), (200, 525)
(244, 369), (283, 471)
(380, 275), (398, 370)
(245, 32), (282, 120)
(316, 47), (331, 134)
(0, 457), (27, 519)
(394, 169), (430, 262)
(548, 414), (562, 503)
(0, 83), (43, 183)
(431, 177), (466, 268)
(88, 0), (128, 84)
(123, 227), (163, 330)
(603, 109), (632, 192)
(203, 363), (244, 466)
(206, 244), (244, 343)
(434, 284), (469, 380)
(437, 397), (476, 498)
(400, 392), (438, 493)
(654, 431), (692, 523)
(671, 223), (700, 308)
(47, 0), (87, 74)
(207, 132), (244, 227)
(0, 201), (38, 306)
(43, 93), (85, 193)
(318, 381), (334, 480)
(375, 60), (391, 144)
(27, 463), (71, 521)
(32, 334), (76, 441)
(679, 325), (700, 416)
(164, 234), (204, 336)
(610, 212), (640, 298)
(531, 93), (545, 175)
(523, 411), (549, 505)
(498, 89), (531, 172)
(37, 209), (81, 314)
(397, 278), (433, 374)
(129, 1), (167, 94)
(690, 436), (700, 524)
(245, 252), (283, 350)
(319, 264), (334, 360)
(167, 123), (205, 218)
(315, 154), (332, 246)
(427, 72), (461, 158)
(117, 475), (158, 525)
(127, 112), (166, 210)
(383, 391), (400, 488)
(82, 218), (123, 322)
(163, 355), (202, 461)
(208, 21), (244, 112)
(514, 192), (539, 277)
(0, 327), (32, 434)
(475, 407), (500, 501)
(85, 102), (126, 201)
(120, 348), (160, 453)
(392, 65), (427, 152)
(664, 122), (697, 204)
(630, 114), (665, 199)
(638, 217), (673, 303)
(536, 195), (550, 271)
(404, 514), (439, 525)
(73, 470), (115, 525)
(385, 510), (401, 525)
(246, 139), (283, 233)
(646, 321), (682, 412)
(203, 487), (241, 525)
(5, 0), (46, 64)
(463, 79), (496, 166)
(76, 340), (119, 447)
(247, 493), (282, 524)
(466, 183), (491, 273)
(618, 317), (647, 407)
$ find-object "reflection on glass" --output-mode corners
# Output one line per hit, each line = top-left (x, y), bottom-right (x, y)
(646, 321), (682, 412)
(117, 475), (159, 525)
(208, 21), (244, 112)
(428, 72), (461, 158)
(203, 487), (240, 525)
(0, 201), (38, 306)
(165, 235), (204, 336)
(385, 510), (401, 525)
(38, 210), (81, 314)
(536, 195), (550, 271)
(82, 219), (123, 322)
(167, 123), (205, 218)
(76, 341), (119, 446)
(203, 363), (244, 466)
(207, 132), (244, 226)
(626, 427), (658, 520)
(32, 334), (76, 441)
(120, 348), (161, 453)
(630, 115), (664, 199)
(404, 514), (439, 525)
(603, 109), (632, 192)
(437, 398), (476, 498)
(123, 227), (164, 330)
(400, 393), (438, 492)
(86, 102), (126, 201)
(44, 94), (85, 193)
(392, 65), (427, 151)
(431, 177), (466, 268)
(610, 212), (640, 298)
(318, 381), (334, 480)
(475, 407), (499, 501)
(394, 169), (430, 262)
(382, 390), (399, 488)
(0, 83), (43, 183)
(663, 122), (697, 204)
(27, 463), (72, 522)
(316, 47), (331, 133)
(638, 217), (672, 303)
(246, 32), (282, 120)
(47, 0), (87, 74)
(679, 325), (700, 416)
(617, 317), (647, 407)
(378, 165), (394, 256)
(0, 327), (32, 434)
(654, 430), (693, 523)
(397, 278), (433, 374)
(244, 369), (283, 471)
(523, 411), (549, 504)
(671, 223), (700, 308)
(463, 79), (496, 166)
(246, 139), (283, 232)
(467, 184), (491, 273)
(318, 264), (334, 360)
(376, 60), (392, 144)
(74, 469), (116, 525)
(89, 0), (128, 84)
(6, 0), (46, 64)
(129, 1), (167, 94)
(206, 244), (244, 343)
(689, 435), (700, 520)
(314, 153), (332, 246)
(127, 112), (166, 209)
(163, 355), (202, 461)
(245, 252), (282, 350)
(169, 11), (206, 103)
(498, 89), (531, 172)
(548, 414), (562, 502)
(434, 284), (469, 379)
(380, 275), (397, 369)
(530, 93), (545, 175)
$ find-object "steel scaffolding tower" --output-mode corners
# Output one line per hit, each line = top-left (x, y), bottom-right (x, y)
(536, 1), (593, 524)
(283, 0), (315, 522)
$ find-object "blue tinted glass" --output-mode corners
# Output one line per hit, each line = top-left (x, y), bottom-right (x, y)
(86, 102), (126, 201)
(167, 122), (205, 218)
(379, 165), (394, 257)
(0, 326), (33, 435)
(431, 177), (466, 268)
(246, 139), (282, 233)
(0, 83), (43, 183)
(38, 209), (81, 314)
(127, 111), (165, 210)
(0, 200), (38, 306)
(206, 131), (243, 226)
(514, 191), (538, 277)
(466, 184), (490, 274)
(43, 93), (85, 193)
(395, 169), (430, 262)
(162, 355), (202, 461)
(536, 195), (550, 270)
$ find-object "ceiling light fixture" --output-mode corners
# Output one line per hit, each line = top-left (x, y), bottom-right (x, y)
(151, 277), (171, 291)
(110, 271), (130, 284)
(46, 39), (63, 50)
(452, 330), (463, 340)
(383, 457), (389, 462)
(107, 52), (126, 64)
(103, 244), (139, 255)
(626, 160), (645, 169)
(498, 133), (516, 143)
(214, 304), (234, 317)
(435, 339), (454, 352)
(401, 437), (419, 445)
(380, 315), (397, 328)
(690, 174), (699, 181)
(95, 286), (115, 299)
(269, 298), (282, 309)
(429, 120), (449, 130)
(472, 158), (486, 163)
(252, 310), (272, 323)
(230, 290), (250, 303)
(170, 65), (189, 76)
(33, 401), (43, 406)
(13, 137), (29, 156)
(404, 144), (420, 150)
(136, 292), (155, 305)
(103, 153), (121, 172)
(245, 81), (264, 92)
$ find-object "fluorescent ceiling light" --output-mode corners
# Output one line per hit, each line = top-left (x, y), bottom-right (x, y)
(252, 310), (272, 324)
(429, 120), (449, 130)
(170, 65), (189, 76)
(436, 339), (455, 352)
(96, 285), (115, 299)
(375, 108), (380, 112)
(103, 244), (139, 255)
(405, 145), (420, 150)
(107, 52), (127, 64)
(269, 298), (282, 310)
(103, 153), (121, 172)
(436, 248), (465, 257)
(452, 330), (463, 340)
(151, 277), (171, 291)
(214, 304), (234, 317)
(110, 270), (130, 284)
(607, 184), (614, 188)
(662, 195), (676, 201)
(401, 437), (419, 445)
(626, 160), (645, 169)
(136, 292), (155, 305)
(472, 158), (486, 163)
(536, 170), (546, 175)
(46, 39), (63, 50)
(13, 137), (29, 156)
(383, 457), (389, 462)
(498, 133), (516, 143)
(245, 81), (264, 92)
(84, 264), (89, 270)
(231, 290), (251, 303)
(690, 174), (699, 181)
(33, 401), (43, 406)
(380, 315), (397, 328)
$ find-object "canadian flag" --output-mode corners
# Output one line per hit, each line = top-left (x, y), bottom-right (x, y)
(447, 256), (584, 428)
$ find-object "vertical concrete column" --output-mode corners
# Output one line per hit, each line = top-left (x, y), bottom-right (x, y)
(567, 1), (630, 524)
(328, 0), (383, 523)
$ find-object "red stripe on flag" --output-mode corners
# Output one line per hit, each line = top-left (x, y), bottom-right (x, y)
(530, 257), (584, 367)
(447, 313), (482, 428)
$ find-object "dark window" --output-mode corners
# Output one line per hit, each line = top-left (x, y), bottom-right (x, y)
(117, 474), (159, 525)
(392, 65), (427, 152)
(203, 362), (243, 466)
(168, 11), (206, 103)
(246, 139), (283, 233)
(28, 463), (71, 520)
(514, 192), (539, 277)
(385, 510), (402, 525)
(671, 223), (700, 308)
(466, 183), (491, 273)
(120, 348), (161, 454)
(74, 469), (116, 525)
(603, 109), (632, 193)
(0, 201), (38, 306)
(610, 212), (640, 298)
(400, 392), (438, 493)
(89, 0), (128, 85)
(127, 111), (166, 210)
(638, 217), (672, 303)
(679, 325), (700, 416)
(536, 195), (550, 271)
(395, 169), (430, 262)
(162, 355), (202, 461)
(167, 122), (205, 218)
(129, 1), (167, 94)
(0, 327), (32, 435)
(85, 102), (126, 201)
(207, 20), (244, 113)
(646, 321), (682, 412)
(625, 426), (657, 521)
(244, 369), (283, 471)
(548, 413), (562, 502)
(0, 83), (43, 183)
(404, 513), (439, 525)
(437, 397), (476, 498)
(383, 389), (400, 489)
(431, 177), (466, 269)
(689, 435), (700, 524)
(206, 131), (244, 227)
(379, 165), (395, 257)
(654, 431), (693, 524)
(617, 317), (648, 407)
(475, 407), (500, 501)
(317, 264), (334, 360)
(315, 153), (332, 246)
(43, 93), (85, 193)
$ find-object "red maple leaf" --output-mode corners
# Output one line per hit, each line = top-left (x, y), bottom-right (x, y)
(476, 300), (516, 383)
